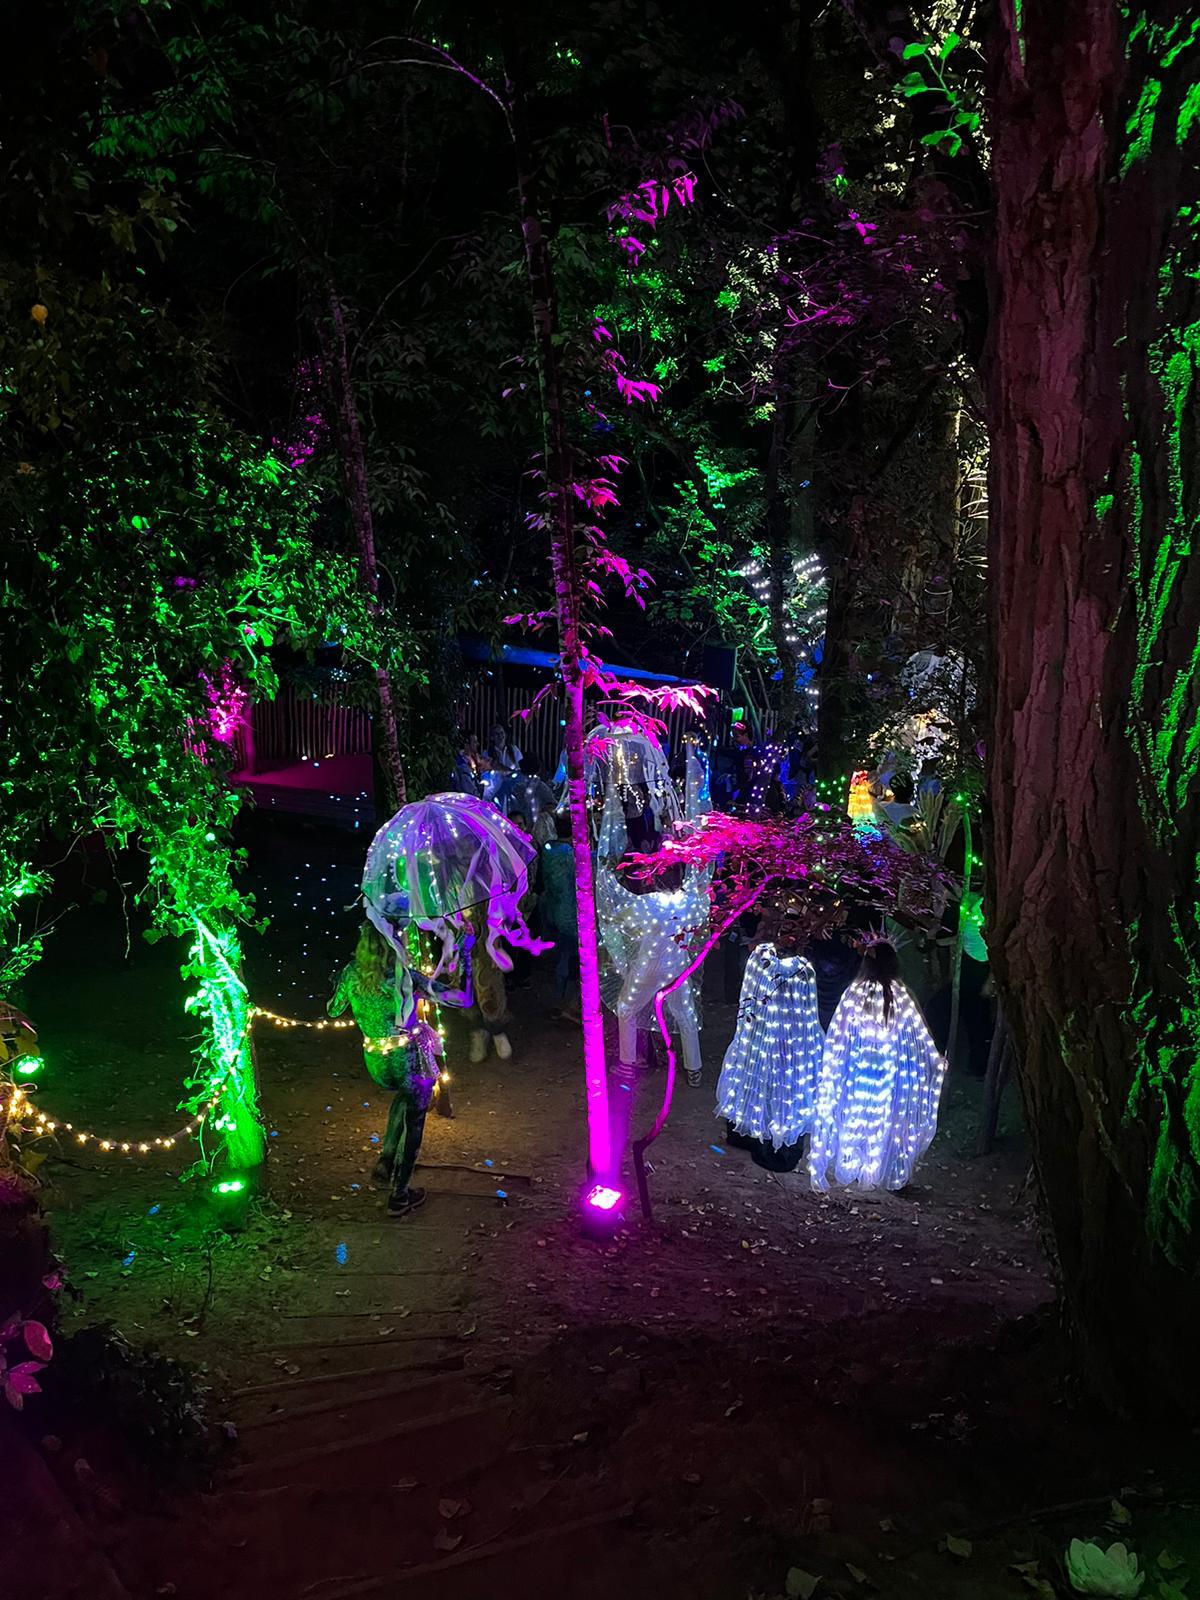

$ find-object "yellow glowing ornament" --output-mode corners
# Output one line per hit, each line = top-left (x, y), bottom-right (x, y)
(847, 770), (875, 826)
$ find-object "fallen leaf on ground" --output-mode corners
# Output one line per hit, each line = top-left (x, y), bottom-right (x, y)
(786, 1568), (820, 1599)
(942, 1534), (972, 1559)
(433, 1529), (463, 1552)
(438, 1497), (469, 1520)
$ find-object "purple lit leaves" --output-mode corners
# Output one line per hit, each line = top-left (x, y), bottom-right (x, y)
(271, 359), (327, 469)
(627, 809), (951, 948)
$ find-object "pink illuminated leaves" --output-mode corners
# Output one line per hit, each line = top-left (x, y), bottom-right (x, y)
(627, 810), (950, 948)
(200, 660), (249, 743)
(614, 680), (719, 717)
(607, 172), (699, 231)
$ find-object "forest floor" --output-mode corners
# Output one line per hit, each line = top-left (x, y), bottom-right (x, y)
(13, 819), (1200, 1600)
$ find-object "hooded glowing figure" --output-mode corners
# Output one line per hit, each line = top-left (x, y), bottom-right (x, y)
(808, 939), (945, 1192)
(715, 920), (823, 1150)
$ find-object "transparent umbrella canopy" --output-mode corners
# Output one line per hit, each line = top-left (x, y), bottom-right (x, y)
(362, 792), (545, 972)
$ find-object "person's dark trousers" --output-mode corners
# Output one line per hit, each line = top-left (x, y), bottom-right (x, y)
(723, 929), (751, 1002)
(383, 1088), (428, 1198)
(510, 947), (533, 988)
(928, 957), (992, 1073)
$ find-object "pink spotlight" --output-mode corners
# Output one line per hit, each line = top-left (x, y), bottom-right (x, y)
(584, 1183), (623, 1213)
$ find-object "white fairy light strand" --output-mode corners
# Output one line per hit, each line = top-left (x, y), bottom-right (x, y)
(250, 1005), (355, 1031)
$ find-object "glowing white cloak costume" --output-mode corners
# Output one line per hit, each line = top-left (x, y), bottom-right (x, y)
(808, 978), (945, 1192)
(597, 866), (707, 1073)
(715, 943), (823, 1149)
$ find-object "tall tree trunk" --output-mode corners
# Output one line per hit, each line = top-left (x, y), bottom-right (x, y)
(508, 66), (612, 1180)
(765, 386), (801, 733)
(986, 0), (1200, 1412)
(764, 387), (819, 738)
(817, 494), (866, 780)
(317, 284), (408, 813)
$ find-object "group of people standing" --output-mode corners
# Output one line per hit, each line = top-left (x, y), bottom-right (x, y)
(329, 718), (949, 1215)
(717, 914), (946, 1193)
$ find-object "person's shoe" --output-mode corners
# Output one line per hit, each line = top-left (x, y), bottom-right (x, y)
(686, 1068), (702, 1088)
(469, 1030), (488, 1063)
(387, 1186), (428, 1218)
(370, 1157), (392, 1186)
(493, 1032), (513, 1061)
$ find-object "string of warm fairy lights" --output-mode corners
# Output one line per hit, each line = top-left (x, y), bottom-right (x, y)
(7, 995), (451, 1158)
(250, 1005), (355, 1031)
(11, 1072), (230, 1156)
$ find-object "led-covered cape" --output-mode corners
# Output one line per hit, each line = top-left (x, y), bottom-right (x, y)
(715, 944), (823, 1149)
(808, 977), (946, 1192)
(362, 794), (547, 1014)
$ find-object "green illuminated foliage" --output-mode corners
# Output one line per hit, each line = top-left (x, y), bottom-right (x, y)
(0, 14), (373, 1174)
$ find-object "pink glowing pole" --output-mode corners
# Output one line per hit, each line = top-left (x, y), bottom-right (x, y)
(510, 60), (612, 1178)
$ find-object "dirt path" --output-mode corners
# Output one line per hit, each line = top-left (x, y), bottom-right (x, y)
(19, 825), (1195, 1598)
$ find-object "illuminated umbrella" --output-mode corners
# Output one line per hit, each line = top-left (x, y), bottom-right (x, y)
(362, 792), (546, 974)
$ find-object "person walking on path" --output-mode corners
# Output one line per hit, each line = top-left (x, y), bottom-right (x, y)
(329, 924), (457, 1216)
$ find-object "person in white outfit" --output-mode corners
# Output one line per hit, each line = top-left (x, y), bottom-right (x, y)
(597, 859), (707, 1085)
(716, 906), (824, 1159)
(808, 937), (945, 1192)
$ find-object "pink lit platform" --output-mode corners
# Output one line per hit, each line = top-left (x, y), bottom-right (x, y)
(231, 755), (374, 830)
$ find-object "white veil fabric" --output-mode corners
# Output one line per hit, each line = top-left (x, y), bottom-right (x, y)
(361, 793), (547, 1013)
(808, 978), (946, 1191)
(715, 945), (823, 1149)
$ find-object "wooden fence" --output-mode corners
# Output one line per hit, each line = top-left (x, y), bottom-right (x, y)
(239, 677), (742, 777)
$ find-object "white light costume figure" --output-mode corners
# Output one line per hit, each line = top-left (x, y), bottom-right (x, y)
(808, 938), (946, 1193)
(715, 912), (823, 1150)
(595, 734), (711, 1084)
(598, 862), (709, 1082)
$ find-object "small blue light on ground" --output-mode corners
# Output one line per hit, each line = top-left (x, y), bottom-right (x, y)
(709, 1145), (725, 1155)
(484, 1158), (494, 1168)
(496, 1189), (508, 1200)
(122, 1251), (136, 1267)
(148, 1205), (160, 1215)
(335, 1242), (348, 1265)
(369, 1133), (380, 1144)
